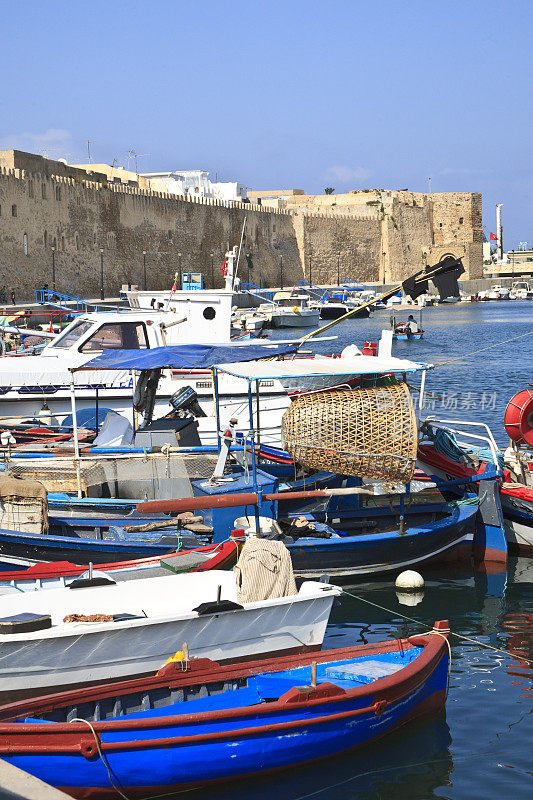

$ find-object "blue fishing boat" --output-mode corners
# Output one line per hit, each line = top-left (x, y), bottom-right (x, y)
(0, 623), (450, 797)
(393, 329), (424, 341)
(137, 353), (505, 577)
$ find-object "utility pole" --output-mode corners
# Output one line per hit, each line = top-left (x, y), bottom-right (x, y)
(99, 247), (105, 300)
(178, 252), (182, 289)
(496, 204), (503, 261)
(337, 252), (340, 286)
(51, 244), (56, 290)
(309, 254), (312, 286)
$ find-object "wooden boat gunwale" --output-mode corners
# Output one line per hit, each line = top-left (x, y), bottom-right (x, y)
(0, 626), (448, 745)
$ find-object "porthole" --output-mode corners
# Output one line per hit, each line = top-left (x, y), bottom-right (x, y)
(203, 306), (216, 320)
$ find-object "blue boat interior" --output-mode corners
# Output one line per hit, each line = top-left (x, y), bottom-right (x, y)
(19, 648), (422, 725)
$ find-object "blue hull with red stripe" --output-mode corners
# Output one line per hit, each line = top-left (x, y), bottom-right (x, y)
(0, 625), (450, 798)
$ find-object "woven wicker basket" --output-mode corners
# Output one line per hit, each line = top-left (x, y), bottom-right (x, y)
(281, 384), (417, 482)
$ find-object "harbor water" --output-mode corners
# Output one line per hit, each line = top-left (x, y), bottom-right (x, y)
(191, 301), (532, 800)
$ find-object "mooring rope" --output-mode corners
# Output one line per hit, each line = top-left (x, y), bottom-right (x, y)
(433, 330), (533, 368)
(340, 589), (533, 667)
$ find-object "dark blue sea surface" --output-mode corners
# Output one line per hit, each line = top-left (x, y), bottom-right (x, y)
(171, 302), (533, 800)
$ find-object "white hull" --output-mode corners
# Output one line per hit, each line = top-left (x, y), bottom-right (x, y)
(270, 311), (319, 328)
(0, 571), (339, 700)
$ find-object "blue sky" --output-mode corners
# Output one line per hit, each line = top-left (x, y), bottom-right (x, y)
(1, 0), (531, 247)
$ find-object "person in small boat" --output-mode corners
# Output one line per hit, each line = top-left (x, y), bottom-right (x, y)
(407, 315), (419, 334)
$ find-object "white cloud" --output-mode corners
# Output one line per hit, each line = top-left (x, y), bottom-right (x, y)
(325, 165), (372, 184)
(0, 129), (75, 160)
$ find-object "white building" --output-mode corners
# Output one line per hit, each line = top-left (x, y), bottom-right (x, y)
(141, 170), (248, 202)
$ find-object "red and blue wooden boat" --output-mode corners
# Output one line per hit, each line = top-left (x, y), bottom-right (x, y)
(0, 622), (450, 798)
(0, 538), (240, 592)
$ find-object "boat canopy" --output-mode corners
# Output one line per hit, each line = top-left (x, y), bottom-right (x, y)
(74, 343), (298, 372)
(215, 354), (431, 381)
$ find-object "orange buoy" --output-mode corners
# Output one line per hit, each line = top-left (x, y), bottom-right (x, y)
(504, 389), (533, 445)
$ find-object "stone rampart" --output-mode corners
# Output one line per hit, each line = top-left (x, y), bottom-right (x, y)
(0, 160), (483, 300)
(0, 167), (302, 299)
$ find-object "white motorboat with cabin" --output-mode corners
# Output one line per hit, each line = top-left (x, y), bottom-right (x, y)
(259, 291), (320, 328)
(509, 281), (533, 300)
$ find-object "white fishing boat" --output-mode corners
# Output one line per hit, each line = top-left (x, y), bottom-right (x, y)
(509, 281), (533, 300)
(488, 285), (510, 300)
(259, 292), (320, 328)
(0, 569), (340, 702)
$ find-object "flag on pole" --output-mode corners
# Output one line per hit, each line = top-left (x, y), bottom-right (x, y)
(490, 232), (498, 241)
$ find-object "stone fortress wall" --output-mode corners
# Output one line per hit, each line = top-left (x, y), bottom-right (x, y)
(0, 151), (482, 300)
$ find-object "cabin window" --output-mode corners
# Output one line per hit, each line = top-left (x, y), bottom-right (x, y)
(50, 319), (95, 349)
(23, 233), (28, 256)
(79, 322), (149, 352)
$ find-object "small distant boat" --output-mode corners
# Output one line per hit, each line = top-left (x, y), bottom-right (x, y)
(0, 623), (450, 797)
(314, 291), (371, 320)
(393, 328), (424, 341)
(262, 292), (320, 328)
(391, 318), (424, 341)
(509, 281), (533, 300)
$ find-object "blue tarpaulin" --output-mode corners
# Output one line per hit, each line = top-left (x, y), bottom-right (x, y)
(74, 343), (298, 372)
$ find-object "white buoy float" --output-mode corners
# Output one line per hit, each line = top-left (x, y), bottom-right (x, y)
(395, 570), (424, 592)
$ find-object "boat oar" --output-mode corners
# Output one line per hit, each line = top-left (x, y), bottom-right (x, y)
(136, 485), (373, 515)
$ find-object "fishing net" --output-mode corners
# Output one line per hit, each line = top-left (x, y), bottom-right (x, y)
(6, 452), (218, 500)
(281, 384), (417, 482)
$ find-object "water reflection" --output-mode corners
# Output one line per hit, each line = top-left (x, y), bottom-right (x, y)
(179, 718), (453, 800)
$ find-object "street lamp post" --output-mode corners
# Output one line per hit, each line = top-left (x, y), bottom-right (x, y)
(51, 244), (56, 290)
(280, 255), (283, 289)
(309, 254), (312, 285)
(178, 252), (182, 289)
(210, 250), (214, 288)
(142, 249), (147, 291)
(99, 247), (104, 300)
(337, 252), (340, 286)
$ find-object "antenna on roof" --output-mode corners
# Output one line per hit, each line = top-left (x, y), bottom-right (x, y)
(127, 150), (150, 176)
(87, 140), (94, 163)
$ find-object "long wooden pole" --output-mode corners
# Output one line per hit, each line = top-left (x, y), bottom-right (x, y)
(299, 264), (446, 343)
(136, 485), (373, 515)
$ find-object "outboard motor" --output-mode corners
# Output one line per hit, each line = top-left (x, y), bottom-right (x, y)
(167, 386), (206, 419)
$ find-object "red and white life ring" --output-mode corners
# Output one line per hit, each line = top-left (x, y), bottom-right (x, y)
(504, 389), (533, 445)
